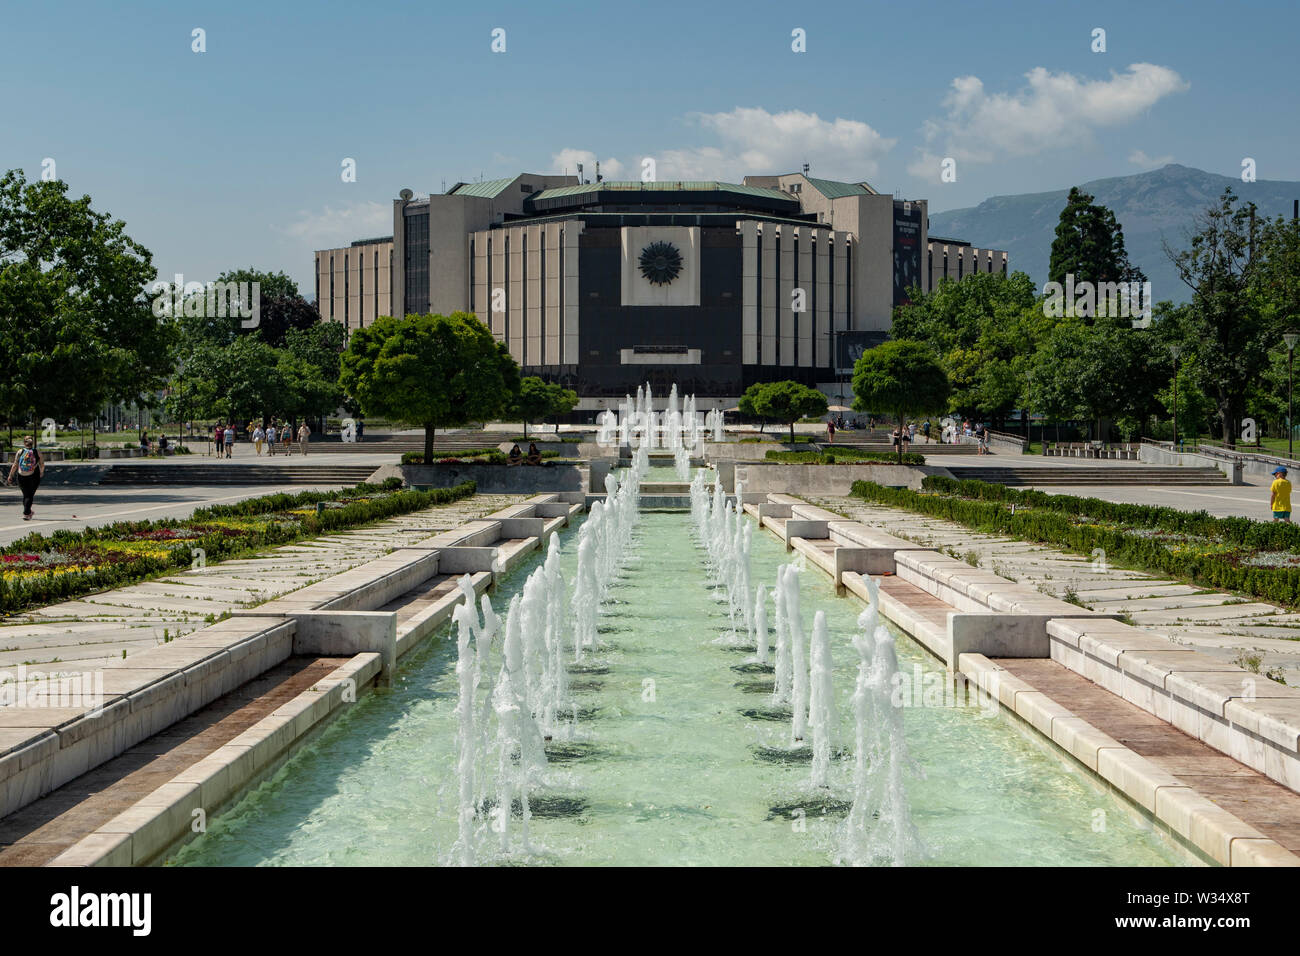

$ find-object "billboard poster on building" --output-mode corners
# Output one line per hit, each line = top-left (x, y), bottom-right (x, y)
(893, 201), (923, 307)
(836, 330), (889, 370)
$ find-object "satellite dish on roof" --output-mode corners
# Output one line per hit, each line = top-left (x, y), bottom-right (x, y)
(399, 188), (414, 200)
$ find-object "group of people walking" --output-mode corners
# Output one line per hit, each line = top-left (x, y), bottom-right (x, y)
(211, 421), (312, 457)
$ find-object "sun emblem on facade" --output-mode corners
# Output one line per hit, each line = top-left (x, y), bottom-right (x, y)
(638, 241), (683, 285)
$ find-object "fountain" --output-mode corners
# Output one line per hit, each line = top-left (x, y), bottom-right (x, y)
(450, 574), (501, 866)
(807, 610), (838, 788)
(837, 575), (922, 866)
(170, 381), (1193, 871)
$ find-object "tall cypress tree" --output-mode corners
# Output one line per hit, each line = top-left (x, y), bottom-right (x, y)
(1048, 187), (1146, 300)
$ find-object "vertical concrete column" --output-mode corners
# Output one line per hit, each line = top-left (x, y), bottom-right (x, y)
(778, 226), (795, 365)
(561, 221), (583, 364)
(392, 198), (407, 319)
(960, 246), (975, 280)
(814, 231), (831, 368)
(740, 220), (759, 366)
(760, 224), (777, 366)
(831, 232), (848, 335)
(526, 224), (542, 367)
(489, 232), (506, 341)
(508, 226), (525, 363)
(797, 227), (814, 368)
(543, 223), (562, 364)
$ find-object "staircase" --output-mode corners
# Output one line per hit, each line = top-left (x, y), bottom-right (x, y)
(947, 465), (1230, 486)
(97, 463), (380, 486)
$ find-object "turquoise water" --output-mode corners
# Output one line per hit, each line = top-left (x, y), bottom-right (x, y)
(169, 511), (1193, 867)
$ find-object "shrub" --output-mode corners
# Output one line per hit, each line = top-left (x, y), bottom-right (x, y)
(0, 480), (476, 614)
(851, 479), (1300, 608)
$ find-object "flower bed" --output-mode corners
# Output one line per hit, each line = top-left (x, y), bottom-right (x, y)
(0, 479), (475, 615)
(852, 477), (1300, 607)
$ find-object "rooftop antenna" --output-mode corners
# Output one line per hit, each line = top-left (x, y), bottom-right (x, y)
(802, 163), (810, 176)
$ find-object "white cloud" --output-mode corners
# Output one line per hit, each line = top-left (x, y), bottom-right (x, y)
(1128, 149), (1174, 168)
(279, 201), (392, 246)
(554, 107), (895, 184)
(551, 148), (625, 180)
(909, 63), (1188, 179)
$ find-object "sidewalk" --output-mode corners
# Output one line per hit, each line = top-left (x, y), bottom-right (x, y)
(0, 493), (523, 675)
(812, 494), (1300, 685)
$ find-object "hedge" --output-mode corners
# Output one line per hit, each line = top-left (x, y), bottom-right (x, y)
(920, 475), (1300, 552)
(851, 479), (1300, 608)
(0, 480), (477, 614)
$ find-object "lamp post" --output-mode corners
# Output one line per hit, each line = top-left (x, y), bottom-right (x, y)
(1285, 332), (1299, 459)
(1168, 344), (1182, 450)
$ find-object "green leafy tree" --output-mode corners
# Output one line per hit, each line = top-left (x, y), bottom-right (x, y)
(513, 377), (554, 437)
(0, 170), (167, 433)
(751, 380), (828, 443)
(1163, 187), (1270, 444)
(340, 312), (520, 460)
(851, 341), (950, 461)
(738, 382), (770, 433)
(543, 382), (578, 431)
(891, 270), (1041, 423)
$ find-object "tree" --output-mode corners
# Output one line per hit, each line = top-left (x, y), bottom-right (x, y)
(738, 382), (770, 433)
(1048, 186), (1147, 313)
(750, 380), (828, 444)
(0, 170), (168, 433)
(513, 377), (554, 437)
(890, 270), (1041, 423)
(216, 269), (318, 347)
(1164, 187), (1270, 445)
(1028, 319), (1161, 441)
(340, 312), (520, 460)
(543, 382), (578, 431)
(851, 341), (950, 461)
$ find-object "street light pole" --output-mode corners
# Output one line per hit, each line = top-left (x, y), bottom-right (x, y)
(1168, 344), (1182, 450)
(1285, 332), (1299, 459)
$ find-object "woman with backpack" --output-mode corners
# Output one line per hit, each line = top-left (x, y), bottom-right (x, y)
(7, 436), (45, 521)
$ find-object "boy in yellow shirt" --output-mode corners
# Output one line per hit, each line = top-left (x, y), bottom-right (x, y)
(1270, 466), (1292, 522)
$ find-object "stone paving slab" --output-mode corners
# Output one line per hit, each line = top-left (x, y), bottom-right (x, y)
(0, 494), (523, 674)
(811, 495), (1300, 685)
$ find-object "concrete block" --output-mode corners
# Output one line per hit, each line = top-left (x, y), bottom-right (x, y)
(283, 611), (398, 685)
(1096, 747), (1183, 812)
(437, 547), (499, 574)
(48, 830), (134, 867)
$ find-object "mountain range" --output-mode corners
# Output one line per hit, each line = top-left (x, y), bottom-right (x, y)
(927, 164), (1300, 304)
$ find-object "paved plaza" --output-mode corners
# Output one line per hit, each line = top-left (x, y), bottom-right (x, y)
(0, 493), (523, 676)
(813, 494), (1300, 686)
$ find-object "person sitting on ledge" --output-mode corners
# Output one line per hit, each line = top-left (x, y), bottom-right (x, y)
(525, 442), (542, 466)
(507, 443), (523, 466)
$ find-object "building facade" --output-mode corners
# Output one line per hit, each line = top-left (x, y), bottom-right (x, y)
(314, 172), (1006, 408)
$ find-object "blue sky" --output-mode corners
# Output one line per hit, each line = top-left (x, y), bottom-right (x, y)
(4, 0), (1297, 295)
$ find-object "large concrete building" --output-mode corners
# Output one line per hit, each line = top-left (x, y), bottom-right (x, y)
(313, 172), (1006, 408)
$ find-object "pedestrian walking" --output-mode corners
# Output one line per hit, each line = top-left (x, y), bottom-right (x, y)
(297, 421), (311, 455)
(1271, 466), (1292, 522)
(253, 423), (265, 456)
(281, 424), (292, 454)
(827, 418), (836, 444)
(223, 424), (235, 459)
(212, 423), (223, 457)
(922, 420), (931, 442)
(7, 436), (45, 521)
(266, 422), (277, 455)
